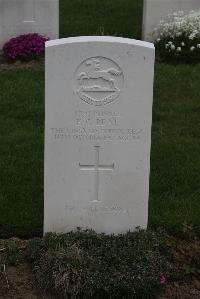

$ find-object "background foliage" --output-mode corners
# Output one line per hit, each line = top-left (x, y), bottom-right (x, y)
(154, 10), (200, 63)
(59, 0), (143, 39)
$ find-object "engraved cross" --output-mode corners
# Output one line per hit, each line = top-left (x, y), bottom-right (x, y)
(79, 145), (114, 203)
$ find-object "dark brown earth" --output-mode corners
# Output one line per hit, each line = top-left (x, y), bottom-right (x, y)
(0, 236), (199, 299)
(0, 55), (44, 70)
(0, 238), (56, 299)
(159, 236), (200, 299)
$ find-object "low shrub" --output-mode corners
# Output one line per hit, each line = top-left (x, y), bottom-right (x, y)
(3, 33), (48, 61)
(153, 10), (200, 63)
(26, 229), (171, 299)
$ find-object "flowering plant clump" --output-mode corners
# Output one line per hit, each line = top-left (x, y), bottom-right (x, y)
(153, 10), (200, 63)
(3, 33), (49, 61)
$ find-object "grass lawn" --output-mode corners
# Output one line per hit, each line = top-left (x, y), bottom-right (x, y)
(59, 0), (143, 39)
(150, 64), (200, 235)
(0, 64), (200, 238)
(0, 70), (44, 237)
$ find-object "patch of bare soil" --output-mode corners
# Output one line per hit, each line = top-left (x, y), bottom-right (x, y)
(0, 236), (199, 299)
(0, 262), (39, 299)
(0, 55), (44, 70)
(0, 238), (50, 299)
(159, 236), (200, 299)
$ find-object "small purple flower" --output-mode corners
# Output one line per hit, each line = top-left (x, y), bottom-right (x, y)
(160, 275), (166, 284)
(3, 33), (49, 61)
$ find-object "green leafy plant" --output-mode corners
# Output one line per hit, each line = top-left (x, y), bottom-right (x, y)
(6, 242), (20, 266)
(26, 229), (171, 299)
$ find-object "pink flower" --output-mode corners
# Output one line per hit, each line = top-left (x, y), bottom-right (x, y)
(3, 33), (49, 61)
(160, 275), (166, 284)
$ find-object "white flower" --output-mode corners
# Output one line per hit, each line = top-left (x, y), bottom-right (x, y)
(153, 9), (200, 42)
(171, 45), (175, 50)
(165, 44), (169, 49)
(177, 47), (182, 52)
(157, 38), (161, 42)
(178, 11), (184, 16)
(190, 46), (195, 51)
(181, 42), (185, 46)
(168, 41), (173, 45)
(197, 44), (200, 48)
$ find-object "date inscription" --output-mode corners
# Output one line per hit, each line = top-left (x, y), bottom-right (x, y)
(50, 110), (142, 142)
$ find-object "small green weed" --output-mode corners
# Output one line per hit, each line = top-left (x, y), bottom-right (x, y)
(6, 242), (20, 266)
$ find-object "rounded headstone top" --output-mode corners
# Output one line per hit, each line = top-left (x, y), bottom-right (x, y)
(45, 36), (154, 49)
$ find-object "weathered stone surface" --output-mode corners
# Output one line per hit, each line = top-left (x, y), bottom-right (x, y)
(0, 0), (59, 48)
(44, 36), (155, 234)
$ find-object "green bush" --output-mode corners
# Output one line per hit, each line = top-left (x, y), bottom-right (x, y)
(26, 229), (171, 298)
(154, 10), (200, 63)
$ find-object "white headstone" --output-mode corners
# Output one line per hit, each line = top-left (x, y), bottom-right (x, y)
(44, 36), (155, 234)
(0, 0), (59, 49)
(143, 0), (200, 41)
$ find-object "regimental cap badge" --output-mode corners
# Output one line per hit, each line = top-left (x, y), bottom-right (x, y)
(75, 57), (124, 106)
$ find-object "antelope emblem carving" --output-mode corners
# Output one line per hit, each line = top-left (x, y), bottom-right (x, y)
(78, 59), (122, 90)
